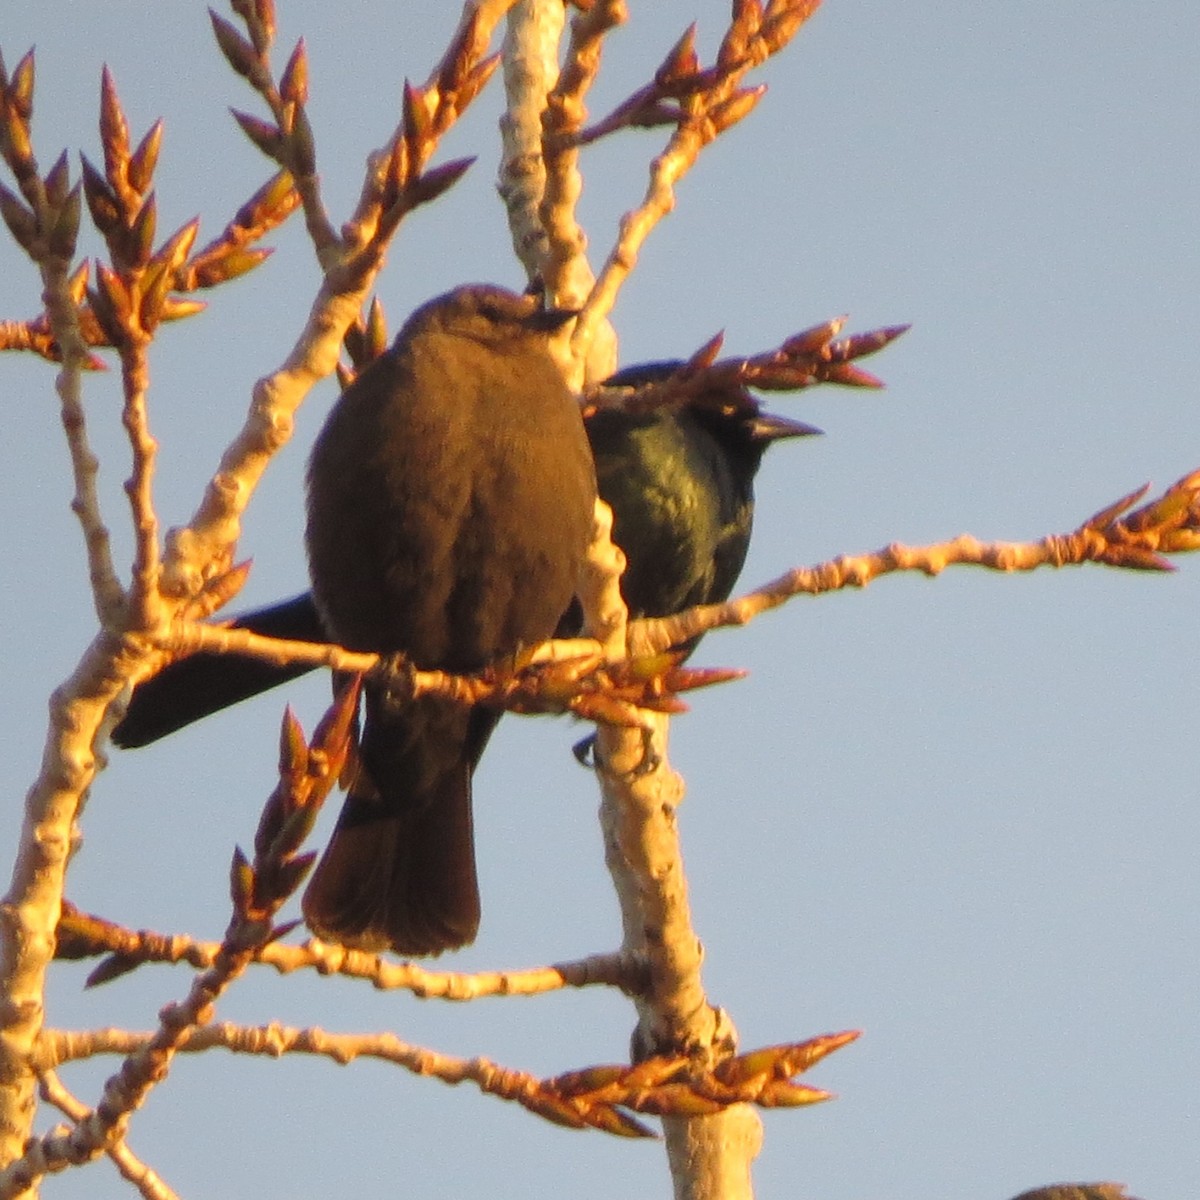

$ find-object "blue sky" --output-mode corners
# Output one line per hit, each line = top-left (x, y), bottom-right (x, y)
(1, 3), (1197, 1197)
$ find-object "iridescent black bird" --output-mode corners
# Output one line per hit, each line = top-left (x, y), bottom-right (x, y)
(112, 354), (815, 950)
(583, 361), (818, 644)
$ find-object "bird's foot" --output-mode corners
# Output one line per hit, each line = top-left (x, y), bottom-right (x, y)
(573, 726), (660, 779)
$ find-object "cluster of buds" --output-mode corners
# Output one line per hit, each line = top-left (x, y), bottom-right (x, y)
(234, 680), (360, 949)
(1079, 470), (1200, 570)
(0, 50), (81, 265)
(583, 318), (909, 422)
(0, 47), (295, 360)
(567, 0), (822, 148)
(514, 1028), (858, 1136)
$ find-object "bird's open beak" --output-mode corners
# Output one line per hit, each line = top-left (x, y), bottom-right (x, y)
(745, 411), (823, 443)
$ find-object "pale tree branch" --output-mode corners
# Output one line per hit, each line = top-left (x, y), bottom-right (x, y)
(498, 0), (565, 283)
(538, 1), (624, 306)
(633, 470), (1200, 657)
(36, 1023), (848, 1142)
(574, 1), (822, 366)
(52, 901), (643, 1000)
(0, 684), (353, 1196)
(37, 1072), (179, 1200)
(0, 73), (120, 1188)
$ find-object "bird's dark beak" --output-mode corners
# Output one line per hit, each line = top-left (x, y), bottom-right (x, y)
(525, 305), (579, 334)
(745, 411), (823, 443)
(519, 280), (580, 333)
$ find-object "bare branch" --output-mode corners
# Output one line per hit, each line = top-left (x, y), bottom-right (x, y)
(52, 903), (645, 1001)
(574, 1), (821, 360)
(634, 470), (1200, 657)
(538, 1), (626, 308)
(0, 692), (353, 1193)
(36, 1072), (179, 1200)
(498, 0), (566, 282)
(39, 1023), (852, 1145)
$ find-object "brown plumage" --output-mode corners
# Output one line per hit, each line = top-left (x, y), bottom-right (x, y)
(301, 285), (596, 955)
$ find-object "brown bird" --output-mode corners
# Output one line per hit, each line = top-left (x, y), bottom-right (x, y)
(300, 284), (596, 955)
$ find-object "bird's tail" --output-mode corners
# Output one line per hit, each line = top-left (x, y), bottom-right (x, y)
(301, 701), (486, 956)
(112, 593), (324, 748)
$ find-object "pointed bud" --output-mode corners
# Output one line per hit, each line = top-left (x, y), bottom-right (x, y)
(254, 168), (299, 224)
(830, 323), (910, 361)
(254, 0), (277, 48)
(820, 361), (883, 388)
(634, 1084), (721, 1117)
(656, 24), (699, 88)
(194, 246), (271, 287)
(758, 1080), (833, 1107)
(1084, 483), (1148, 531)
(287, 103), (316, 176)
(521, 1092), (588, 1131)
(601, 1108), (657, 1139)
(761, 1), (819, 55)
(86, 282), (126, 347)
(229, 846), (254, 914)
(279, 804), (319, 855)
(342, 318), (366, 365)
(96, 262), (133, 317)
(267, 918), (303, 945)
(43, 149), (71, 208)
(1106, 546), (1172, 572)
(0, 180), (37, 251)
(139, 264), (171, 332)
(313, 677), (361, 773)
(99, 66), (130, 186)
(719, 2), (762, 70)
(128, 192), (157, 266)
(782, 317), (844, 357)
(402, 80), (433, 153)
(436, 8), (481, 98)
(457, 52), (501, 114)
(128, 119), (163, 194)
(687, 330), (724, 369)
(709, 85), (766, 135)
(210, 11), (260, 80)
(84, 954), (140, 989)
(80, 154), (122, 236)
(159, 296), (207, 322)
(270, 853), (316, 899)
(365, 295), (388, 359)
(9, 50), (35, 121)
(231, 109), (283, 160)
(67, 259), (90, 301)
(402, 155), (474, 210)
(152, 215), (199, 277)
(280, 39), (308, 105)
(385, 133), (409, 193)
(48, 182), (81, 258)
(1, 101), (34, 174)
(278, 706), (308, 776)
